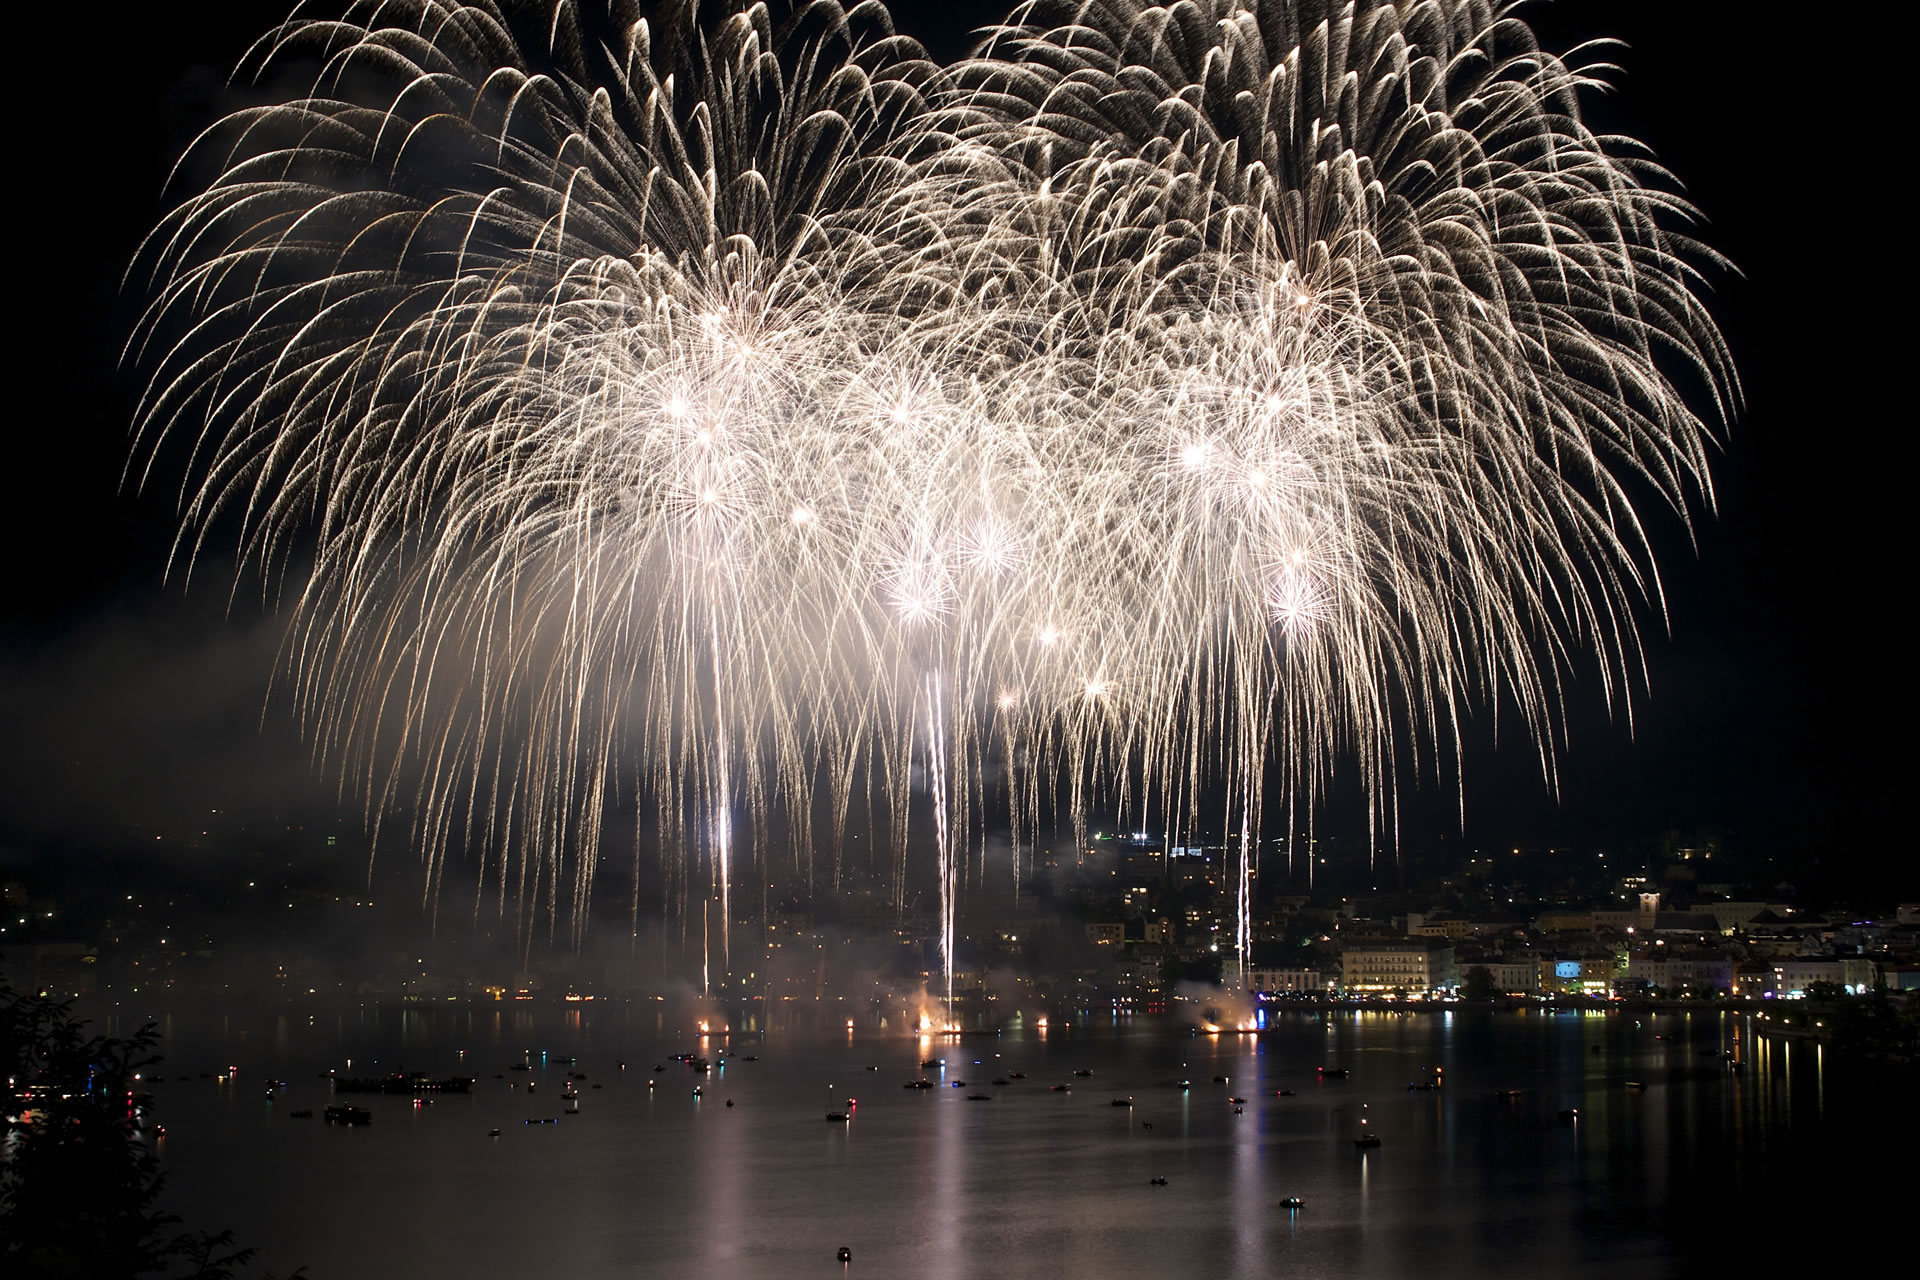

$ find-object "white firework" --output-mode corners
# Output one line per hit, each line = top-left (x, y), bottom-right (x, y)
(131, 0), (1733, 987)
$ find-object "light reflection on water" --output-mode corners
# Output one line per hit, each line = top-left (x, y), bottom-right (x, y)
(141, 1007), (1876, 1278)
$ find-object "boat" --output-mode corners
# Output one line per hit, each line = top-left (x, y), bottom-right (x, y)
(488, 1128), (501, 1137)
(904, 1079), (935, 1090)
(1276, 1089), (1296, 1097)
(950, 1080), (967, 1088)
(1280, 1198), (1305, 1210)
(334, 1073), (475, 1095)
(1353, 1104), (1380, 1148)
(921, 1059), (943, 1069)
(692, 1086), (703, 1097)
(966, 1094), (992, 1101)
(289, 1109), (313, 1119)
(1228, 1096), (1247, 1105)
(838, 1247), (853, 1262)
(1006, 1072), (1027, 1080)
(826, 1112), (851, 1122)
(1318, 1067), (1349, 1079)
(1050, 1084), (1071, 1092)
(1212, 1075), (1231, 1083)
(1625, 1080), (1648, 1091)
(1110, 1097), (1133, 1107)
(1073, 1069), (1094, 1078)
(1149, 1176), (1168, 1186)
(991, 1078), (1010, 1086)
(323, 1105), (372, 1126)
(1557, 1108), (1580, 1123)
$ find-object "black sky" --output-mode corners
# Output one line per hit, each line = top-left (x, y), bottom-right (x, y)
(1, 2), (1901, 895)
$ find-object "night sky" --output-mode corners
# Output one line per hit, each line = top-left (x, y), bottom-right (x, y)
(2, 2), (1900, 896)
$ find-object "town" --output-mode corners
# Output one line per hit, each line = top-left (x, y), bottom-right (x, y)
(7, 817), (1915, 1019)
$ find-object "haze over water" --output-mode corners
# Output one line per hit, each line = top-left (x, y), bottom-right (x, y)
(135, 1007), (1874, 1277)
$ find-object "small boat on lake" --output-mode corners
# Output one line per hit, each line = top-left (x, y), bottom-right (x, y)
(324, 1105), (372, 1126)
(335, 1073), (474, 1095)
(1280, 1198), (1305, 1210)
(1353, 1104), (1380, 1148)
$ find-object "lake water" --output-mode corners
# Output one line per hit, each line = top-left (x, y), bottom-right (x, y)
(126, 1004), (1890, 1277)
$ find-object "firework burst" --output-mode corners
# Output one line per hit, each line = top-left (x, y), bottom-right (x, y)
(132, 0), (1732, 982)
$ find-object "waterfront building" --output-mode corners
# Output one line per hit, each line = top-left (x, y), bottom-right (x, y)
(1246, 968), (1324, 995)
(1627, 952), (1733, 995)
(1339, 940), (1457, 994)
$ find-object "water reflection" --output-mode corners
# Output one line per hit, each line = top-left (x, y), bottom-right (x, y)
(134, 1006), (1874, 1278)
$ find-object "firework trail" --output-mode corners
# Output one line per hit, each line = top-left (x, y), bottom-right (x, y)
(131, 0), (1732, 985)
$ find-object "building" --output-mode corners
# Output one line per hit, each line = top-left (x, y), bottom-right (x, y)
(1770, 956), (1879, 996)
(1247, 968), (1324, 995)
(1538, 956), (1616, 997)
(1627, 952), (1732, 994)
(1731, 962), (1772, 997)
(1483, 960), (1539, 997)
(1702, 901), (1791, 934)
(1340, 940), (1457, 994)
(1409, 913), (1470, 941)
(1535, 911), (1593, 933)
